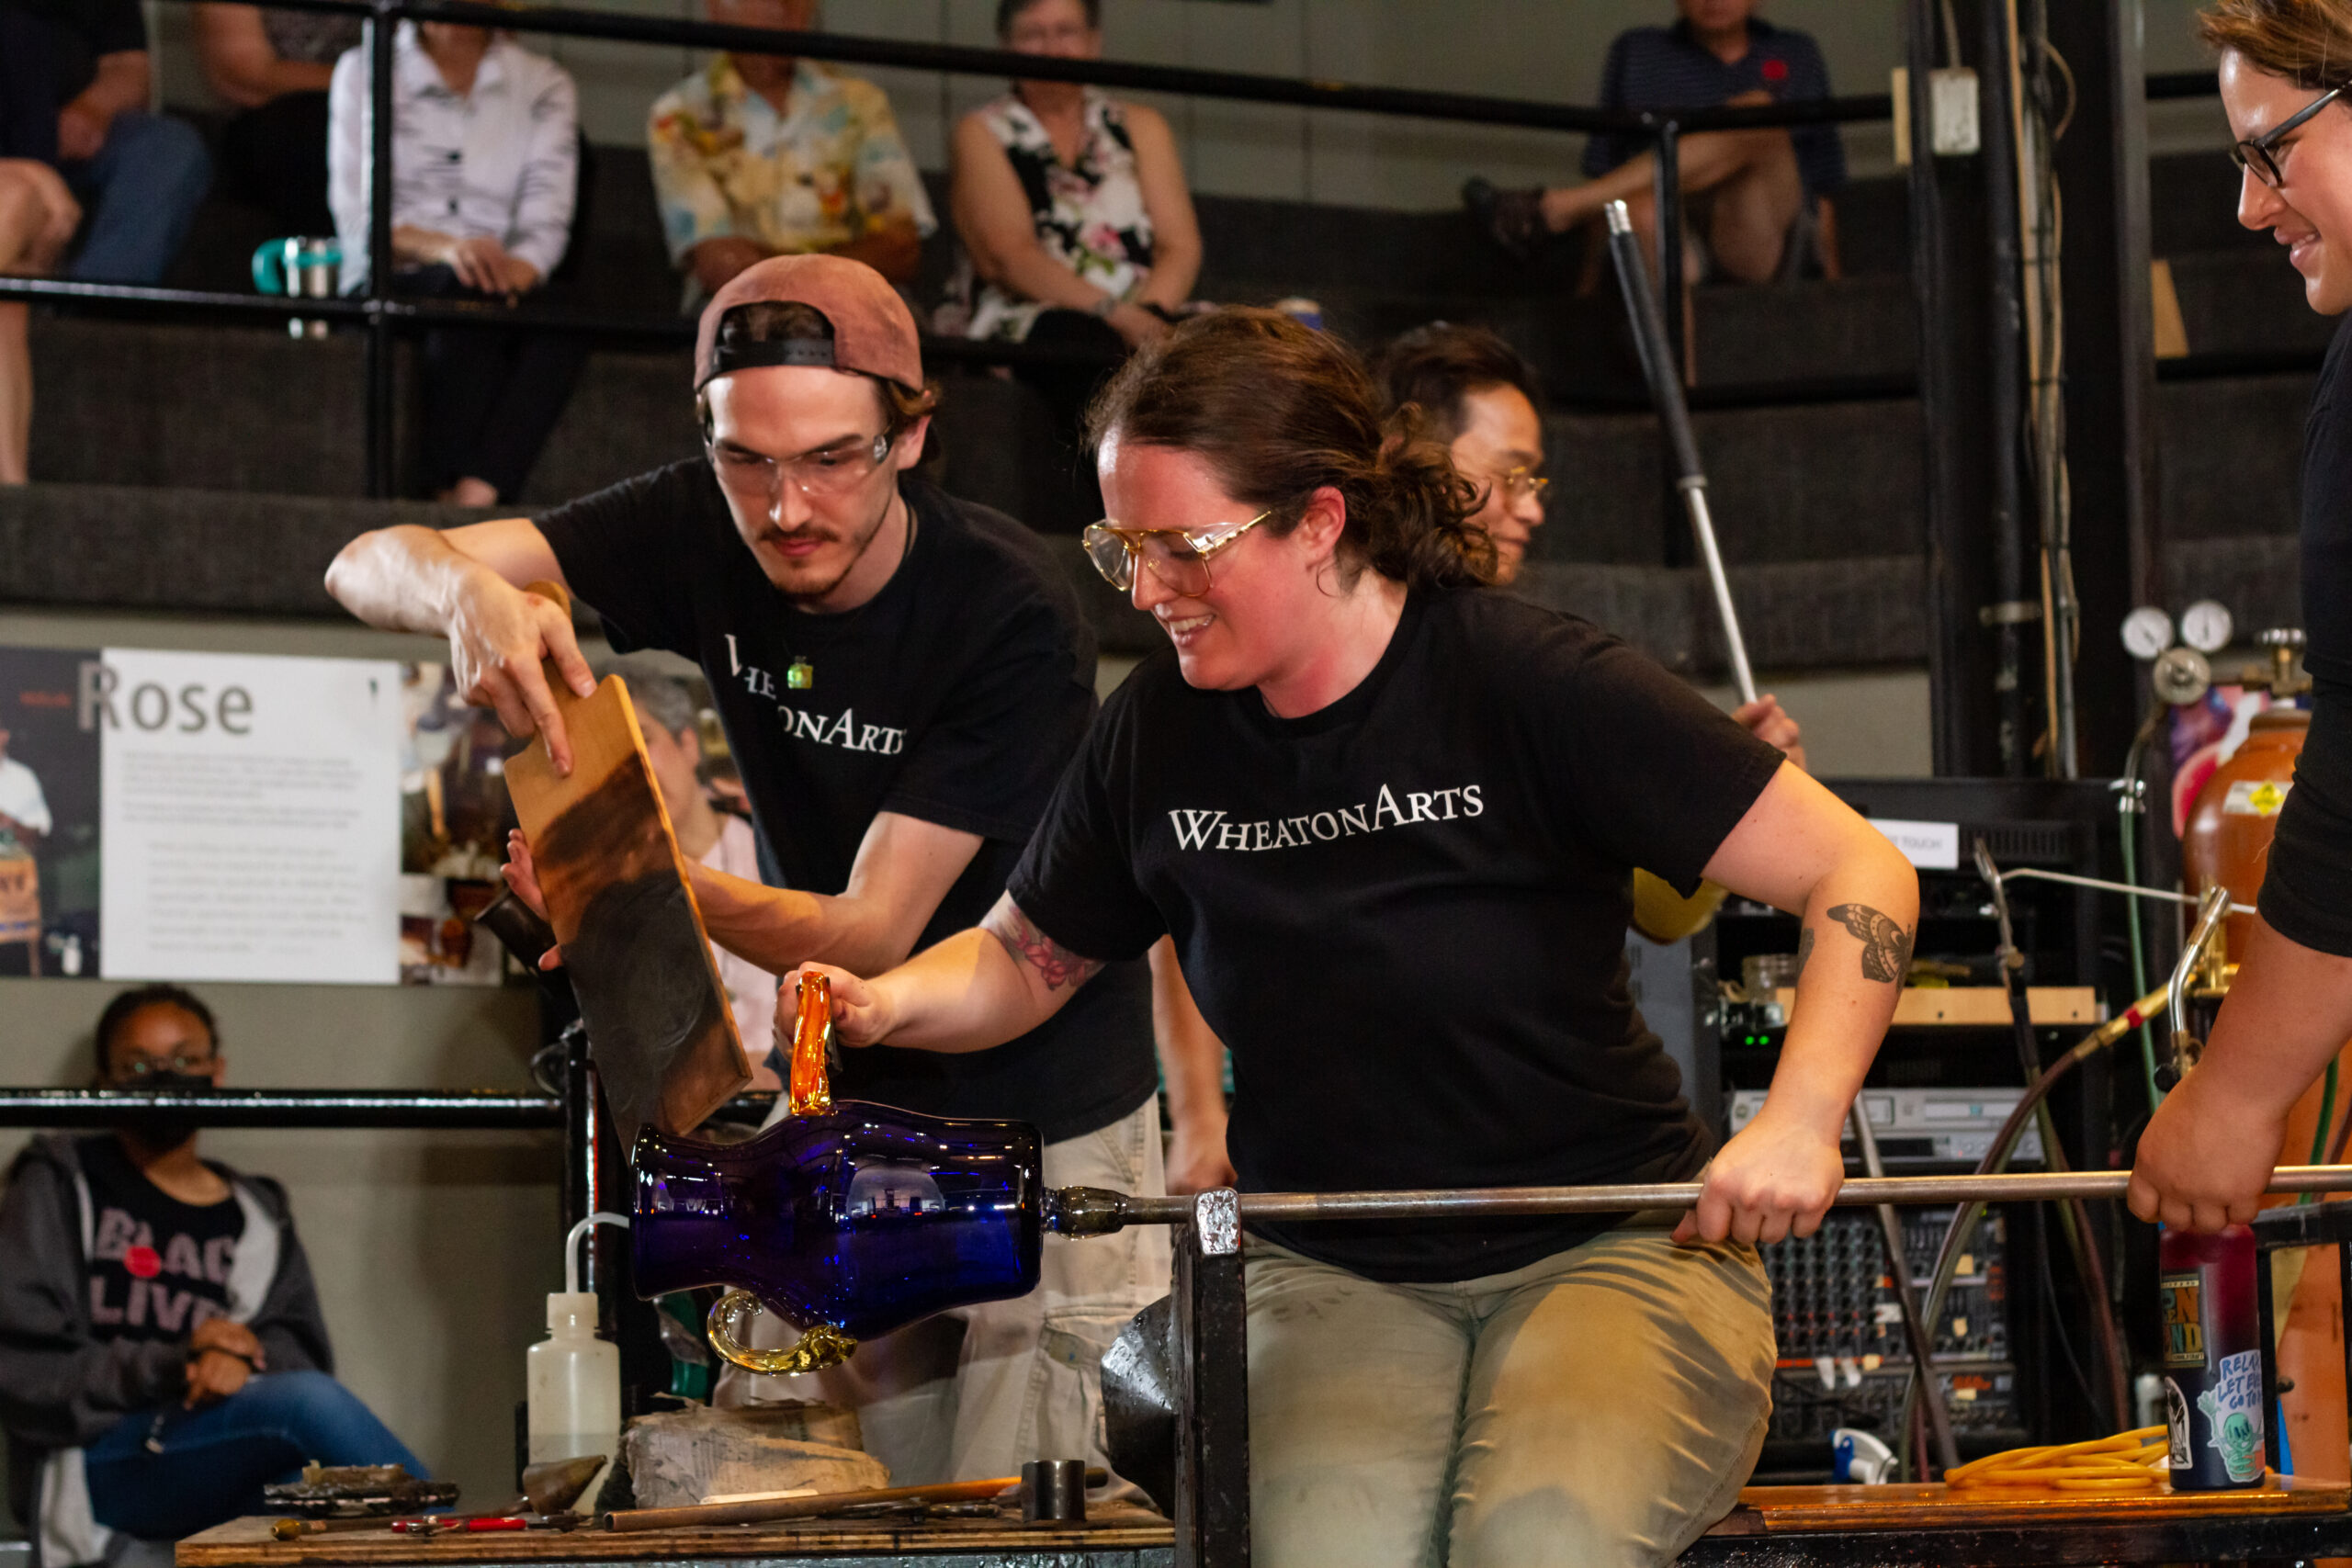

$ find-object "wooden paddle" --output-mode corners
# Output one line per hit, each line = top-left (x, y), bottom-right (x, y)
(605, 1468), (1108, 1532)
(501, 581), (751, 1143)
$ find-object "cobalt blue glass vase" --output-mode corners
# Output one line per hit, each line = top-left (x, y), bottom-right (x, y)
(630, 975), (1044, 1373)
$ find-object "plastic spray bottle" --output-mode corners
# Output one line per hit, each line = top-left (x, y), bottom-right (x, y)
(527, 1292), (620, 1505)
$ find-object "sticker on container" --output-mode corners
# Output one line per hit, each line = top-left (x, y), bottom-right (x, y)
(2160, 1269), (2206, 1368)
(2223, 779), (2293, 817)
(2198, 1349), (2266, 1483)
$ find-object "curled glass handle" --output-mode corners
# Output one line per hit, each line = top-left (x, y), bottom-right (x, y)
(706, 1290), (856, 1374)
(787, 975), (833, 1116)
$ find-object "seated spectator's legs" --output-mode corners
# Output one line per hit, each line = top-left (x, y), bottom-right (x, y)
(401, 263), (585, 503)
(66, 110), (212, 284)
(220, 92), (334, 235)
(1012, 307), (1126, 533)
(0, 160), (77, 483)
(84, 1370), (424, 1540)
(1546, 119), (1803, 285)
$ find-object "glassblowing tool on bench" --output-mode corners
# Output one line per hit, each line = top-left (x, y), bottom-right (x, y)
(631, 973), (1046, 1375)
(605, 1463), (1108, 1531)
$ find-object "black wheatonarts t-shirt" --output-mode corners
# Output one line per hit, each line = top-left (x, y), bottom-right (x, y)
(1009, 588), (1785, 1281)
(79, 1136), (241, 1344)
(2264, 315), (2352, 956)
(537, 467), (1154, 1141)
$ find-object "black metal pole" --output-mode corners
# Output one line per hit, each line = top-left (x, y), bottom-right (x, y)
(365, 0), (397, 499)
(0, 1089), (560, 1128)
(1171, 1203), (1250, 1568)
(1982, 0), (2032, 777)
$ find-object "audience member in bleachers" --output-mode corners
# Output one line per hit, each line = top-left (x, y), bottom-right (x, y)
(944, 0), (1200, 357)
(1374, 321), (1805, 772)
(0, 985), (424, 1557)
(0, 158), (77, 485)
(194, 4), (363, 235)
(943, 0), (1201, 531)
(19, 0), (212, 284)
(649, 0), (934, 301)
(627, 669), (782, 1077)
(329, 20), (584, 506)
(1464, 0), (1843, 286)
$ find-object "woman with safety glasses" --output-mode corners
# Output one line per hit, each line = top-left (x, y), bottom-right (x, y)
(2132, 2), (2352, 1233)
(793, 307), (1917, 1566)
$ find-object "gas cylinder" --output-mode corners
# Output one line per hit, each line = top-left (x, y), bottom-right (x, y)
(2181, 708), (2307, 960)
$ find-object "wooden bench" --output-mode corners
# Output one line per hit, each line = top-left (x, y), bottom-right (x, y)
(179, 1476), (2352, 1568)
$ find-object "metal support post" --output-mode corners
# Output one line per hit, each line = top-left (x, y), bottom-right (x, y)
(1981, 0), (2032, 776)
(2043, 0), (2162, 773)
(364, 0), (398, 498)
(1173, 1190), (1250, 1568)
(560, 1024), (596, 1291)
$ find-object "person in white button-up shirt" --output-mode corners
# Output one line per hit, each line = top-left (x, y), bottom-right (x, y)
(328, 22), (584, 505)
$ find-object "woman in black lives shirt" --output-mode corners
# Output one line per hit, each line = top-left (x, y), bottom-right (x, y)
(793, 309), (1917, 1568)
(2132, 1), (2352, 1233)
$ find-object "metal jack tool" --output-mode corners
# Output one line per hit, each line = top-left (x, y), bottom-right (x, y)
(1604, 197), (1757, 705)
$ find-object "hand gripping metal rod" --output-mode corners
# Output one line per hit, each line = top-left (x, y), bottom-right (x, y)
(1046, 1166), (2352, 1235)
(1604, 197), (1758, 705)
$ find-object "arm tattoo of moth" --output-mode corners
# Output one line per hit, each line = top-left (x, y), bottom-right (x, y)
(983, 903), (1105, 993)
(1826, 903), (1915, 983)
(1795, 926), (1815, 980)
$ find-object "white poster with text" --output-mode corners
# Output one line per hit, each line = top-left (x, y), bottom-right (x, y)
(97, 649), (402, 984)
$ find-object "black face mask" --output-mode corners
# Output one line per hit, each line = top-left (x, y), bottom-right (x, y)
(114, 1069), (214, 1146)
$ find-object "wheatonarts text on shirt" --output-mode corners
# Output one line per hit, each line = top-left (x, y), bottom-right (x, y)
(725, 637), (905, 756)
(1168, 782), (1485, 852)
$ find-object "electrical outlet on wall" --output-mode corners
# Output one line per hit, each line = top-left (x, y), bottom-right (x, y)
(1890, 66), (1983, 163)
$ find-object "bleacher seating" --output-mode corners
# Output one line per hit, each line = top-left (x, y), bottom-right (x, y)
(6, 135), (2313, 674)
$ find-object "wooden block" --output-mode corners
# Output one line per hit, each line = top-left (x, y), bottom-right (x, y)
(1774, 986), (2100, 1028)
(503, 593), (748, 1144)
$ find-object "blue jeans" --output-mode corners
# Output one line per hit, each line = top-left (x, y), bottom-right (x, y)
(85, 1371), (424, 1540)
(63, 109), (212, 285)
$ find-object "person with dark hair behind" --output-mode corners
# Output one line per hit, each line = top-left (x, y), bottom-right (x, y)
(1374, 321), (1805, 947)
(0, 985), (423, 1560)
(785, 307), (1916, 1565)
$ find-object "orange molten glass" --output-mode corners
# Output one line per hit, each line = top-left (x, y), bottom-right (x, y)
(788, 974), (834, 1116)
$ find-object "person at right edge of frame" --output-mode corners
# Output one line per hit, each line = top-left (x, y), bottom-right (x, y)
(787, 309), (1918, 1565)
(2132, 1), (2352, 1232)
(321, 254), (1204, 1496)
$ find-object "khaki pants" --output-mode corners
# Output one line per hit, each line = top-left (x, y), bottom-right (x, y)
(1246, 1223), (1773, 1568)
(718, 1095), (1170, 1492)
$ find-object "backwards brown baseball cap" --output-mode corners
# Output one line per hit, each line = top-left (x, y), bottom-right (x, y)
(693, 254), (924, 393)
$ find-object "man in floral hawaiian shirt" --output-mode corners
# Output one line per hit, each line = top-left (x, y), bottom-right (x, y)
(649, 0), (934, 301)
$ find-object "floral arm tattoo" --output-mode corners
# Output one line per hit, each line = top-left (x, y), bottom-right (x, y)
(983, 902), (1105, 993)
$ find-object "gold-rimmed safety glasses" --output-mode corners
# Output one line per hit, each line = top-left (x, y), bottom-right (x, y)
(707, 429), (893, 511)
(1491, 465), (1549, 503)
(2232, 83), (2347, 189)
(1082, 510), (1272, 597)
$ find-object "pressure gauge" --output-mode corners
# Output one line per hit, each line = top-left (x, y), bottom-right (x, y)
(2121, 605), (2175, 661)
(2180, 600), (2234, 655)
(2151, 645), (2212, 707)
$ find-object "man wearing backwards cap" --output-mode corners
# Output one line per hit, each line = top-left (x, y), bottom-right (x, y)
(325, 254), (1169, 1489)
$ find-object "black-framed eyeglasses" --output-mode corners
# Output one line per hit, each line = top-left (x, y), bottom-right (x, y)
(2231, 84), (2346, 188)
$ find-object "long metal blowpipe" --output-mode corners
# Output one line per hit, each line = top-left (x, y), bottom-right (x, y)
(1603, 197), (1758, 705)
(1046, 1166), (2352, 1235)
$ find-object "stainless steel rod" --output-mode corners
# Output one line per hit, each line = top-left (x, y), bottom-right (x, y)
(1681, 483), (1758, 705)
(1100, 1166), (2352, 1226)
